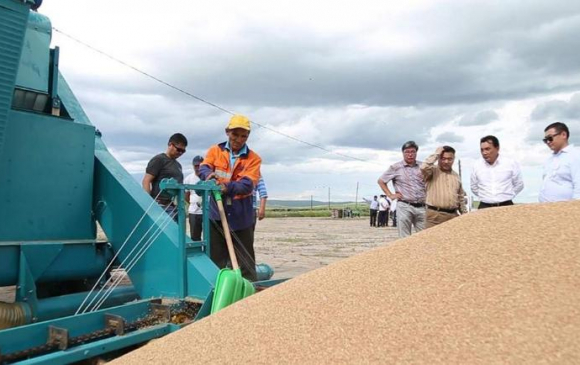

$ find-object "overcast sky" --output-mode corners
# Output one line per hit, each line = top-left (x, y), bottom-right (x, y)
(41, 0), (580, 203)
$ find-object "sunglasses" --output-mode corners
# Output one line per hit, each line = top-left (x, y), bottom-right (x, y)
(542, 132), (561, 144)
(172, 143), (186, 153)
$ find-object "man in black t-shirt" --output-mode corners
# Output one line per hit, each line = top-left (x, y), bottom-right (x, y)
(142, 133), (188, 219)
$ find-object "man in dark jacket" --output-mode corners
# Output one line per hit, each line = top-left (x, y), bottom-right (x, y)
(199, 115), (261, 281)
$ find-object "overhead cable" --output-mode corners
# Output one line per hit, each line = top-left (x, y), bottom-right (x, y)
(52, 27), (371, 163)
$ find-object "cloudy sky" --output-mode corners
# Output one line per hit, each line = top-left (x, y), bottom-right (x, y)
(41, 0), (580, 203)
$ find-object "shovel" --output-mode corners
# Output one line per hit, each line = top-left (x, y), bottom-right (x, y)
(210, 190), (256, 314)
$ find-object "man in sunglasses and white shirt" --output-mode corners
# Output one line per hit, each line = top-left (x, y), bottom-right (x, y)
(539, 122), (580, 202)
(142, 133), (188, 219)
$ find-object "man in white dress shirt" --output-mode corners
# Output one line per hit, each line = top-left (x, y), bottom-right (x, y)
(470, 135), (524, 209)
(539, 122), (580, 202)
(378, 194), (390, 227)
(369, 196), (379, 227)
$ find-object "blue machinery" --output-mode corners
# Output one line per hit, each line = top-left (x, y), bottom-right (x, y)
(0, 1), (277, 363)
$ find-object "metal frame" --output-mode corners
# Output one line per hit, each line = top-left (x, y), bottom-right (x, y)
(0, 2), (281, 362)
(0, 300), (179, 364)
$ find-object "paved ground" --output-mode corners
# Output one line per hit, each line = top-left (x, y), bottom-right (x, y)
(0, 217), (400, 302)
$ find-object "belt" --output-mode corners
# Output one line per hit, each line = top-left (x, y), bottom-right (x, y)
(426, 204), (458, 214)
(480, 200), (513, 207)
(400, 200), (425, 208)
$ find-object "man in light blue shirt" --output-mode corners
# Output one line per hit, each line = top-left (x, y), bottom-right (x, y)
(539, 122), (580, 202)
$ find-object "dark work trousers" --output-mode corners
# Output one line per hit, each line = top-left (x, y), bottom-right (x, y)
(369, 209), (378, 227)
(392, 211), (397, 227)
(209, 221), (256, 281)
(188, 213), (203, 241)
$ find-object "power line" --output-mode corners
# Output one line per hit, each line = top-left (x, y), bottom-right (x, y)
(52, 27), (371, 163)
(52, 28), (234, 116)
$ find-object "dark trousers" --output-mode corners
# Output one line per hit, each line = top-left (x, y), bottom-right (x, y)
(378, 211), (385, 226)
(479, 200), (513, 209)
(252, 209), (259, 230)
(158, 203), (178, 222)
(378, 210), (389, 227)
(209, 221), (256, 281)
(370, 209), (378, 226)
(188, 214), (203, 241)
(392, 211), (397, 227)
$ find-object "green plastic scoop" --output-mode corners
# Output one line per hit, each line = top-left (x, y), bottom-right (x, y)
(210, 191), (255, 314)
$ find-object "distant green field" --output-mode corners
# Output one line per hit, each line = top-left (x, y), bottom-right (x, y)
(266, 201), (369, 218)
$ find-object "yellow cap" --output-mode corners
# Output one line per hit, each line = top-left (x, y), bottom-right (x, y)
(227, 115), (251, 131)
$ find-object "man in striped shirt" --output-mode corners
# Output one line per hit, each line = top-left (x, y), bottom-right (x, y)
(421, 146), (467, 228)
(378, 141), (426, 238)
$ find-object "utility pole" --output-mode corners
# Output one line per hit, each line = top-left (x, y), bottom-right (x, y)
(458, 159), (462, 180)
(328, 187), (331, 210)
(310, 195), (313, 210)
(355, 181), (359, 209)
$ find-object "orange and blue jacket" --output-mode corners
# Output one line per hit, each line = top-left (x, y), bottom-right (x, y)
(199, 142), (261, 231)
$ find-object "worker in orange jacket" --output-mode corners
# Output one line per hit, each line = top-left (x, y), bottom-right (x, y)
(199, 115), (261, 281)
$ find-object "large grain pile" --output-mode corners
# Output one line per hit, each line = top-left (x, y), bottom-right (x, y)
(114, 201), (580, 364)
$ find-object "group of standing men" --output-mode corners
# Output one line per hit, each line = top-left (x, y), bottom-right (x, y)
(377, 122), (579, 238)
(141, 115), (267, 281)
(139, 118), (579, 278)
(368, 195), (397, 227)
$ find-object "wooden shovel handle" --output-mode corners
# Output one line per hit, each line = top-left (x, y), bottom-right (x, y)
(214, 192), (239, 270)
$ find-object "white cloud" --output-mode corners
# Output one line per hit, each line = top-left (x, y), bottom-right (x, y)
(38, 0), (580, 202)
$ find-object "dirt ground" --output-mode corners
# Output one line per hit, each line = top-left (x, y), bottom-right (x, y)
(0, 217), (399, 302)
(254, 217), (399, 278)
